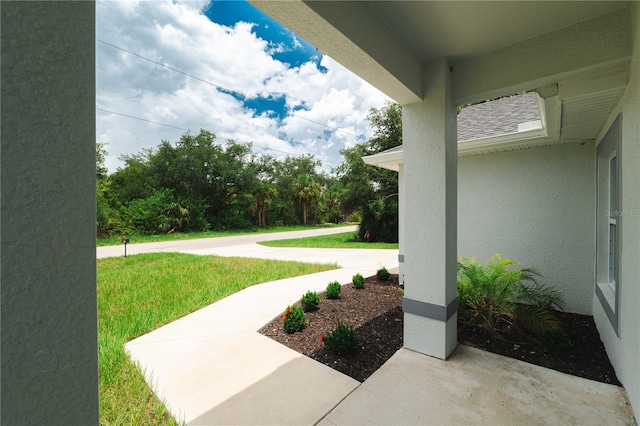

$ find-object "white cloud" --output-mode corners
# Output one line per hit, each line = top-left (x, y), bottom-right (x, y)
(96, 0), (390, 173)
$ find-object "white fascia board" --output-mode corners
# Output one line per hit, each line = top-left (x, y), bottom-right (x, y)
(457, 126), (548, 154)
(365, 123), (550, 165)
(458, 92), (548, 154)
(363, 150), (403, 171)
(558, 68), (629, 100)
(365, 91), (554, 163)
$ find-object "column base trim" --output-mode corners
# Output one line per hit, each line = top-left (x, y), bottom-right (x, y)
(403, 297), (458, 322)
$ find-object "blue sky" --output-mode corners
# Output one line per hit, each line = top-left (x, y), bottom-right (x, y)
(96, 0), (389, 172)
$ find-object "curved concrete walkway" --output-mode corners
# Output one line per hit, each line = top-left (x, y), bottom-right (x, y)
(112, 229), (633, 425)
(117, 227), (398, 424)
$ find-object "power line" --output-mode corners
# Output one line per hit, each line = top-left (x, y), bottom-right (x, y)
(96, 107), (309, 158)
(97, 39), (234, 94)
(97, 108), (189, 131)
(97, 39), (364, 139)
(289, 113), (360, 138)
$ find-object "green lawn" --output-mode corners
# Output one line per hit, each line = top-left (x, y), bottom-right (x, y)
(258, 231), (399, 249)
(97, 224), (353, 246)
(98, 253), (337, 425)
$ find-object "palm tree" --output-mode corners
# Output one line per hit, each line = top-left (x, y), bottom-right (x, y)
(252, 184), (277, 228)
(293, 174), (321, 225)
(457, 254), (566, 337)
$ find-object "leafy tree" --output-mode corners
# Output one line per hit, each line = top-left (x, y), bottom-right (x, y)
(247, 154), (278, 228)
(336, 102), (401, 242)
(122, 188), (188, 235)
(96, 128), (341, 236)
(317, 176), (344, 223)
(96, 142), (124, 237)
(109, 153), (155, 206)
(294, 174), (321, 225)
(270, 155), (322, 225)
(96, 141), (109, 180)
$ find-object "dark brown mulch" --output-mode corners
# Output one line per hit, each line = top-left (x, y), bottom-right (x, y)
(259, 274), (620, 386)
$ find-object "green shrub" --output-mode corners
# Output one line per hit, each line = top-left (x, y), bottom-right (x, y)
(326, 281), (342, 299)
(457, 254), (566, 337)
(321, 319), (359, 356)
(300, 290), (320, 311)
(376, 266), (390, 281)
(123, 188), (189, 235)
(540, 329), (573, 354)
(352, 273), (366, 289)
(282, 305), (306, 333)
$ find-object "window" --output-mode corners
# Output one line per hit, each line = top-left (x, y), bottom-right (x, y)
(596, 114), (621, 334)
(608, 154), (617, 287)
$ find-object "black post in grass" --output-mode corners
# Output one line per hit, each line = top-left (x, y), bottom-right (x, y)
(121, 238), (130, 258)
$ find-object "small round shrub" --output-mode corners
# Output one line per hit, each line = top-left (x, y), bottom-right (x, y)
(301, 290), (320, 311)
(325, 281), (342, 299)
(540, 329), (573, 354)
(352, 273), (365, 289)
(282, 305), (306, 333)
(321, 319), (359, 356)
(376, 266), (390, 281)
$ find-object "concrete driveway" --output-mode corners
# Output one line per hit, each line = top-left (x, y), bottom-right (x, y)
(97, 225), (360, 259)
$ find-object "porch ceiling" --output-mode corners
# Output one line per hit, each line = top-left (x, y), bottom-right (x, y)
(252, 1), (632, 105)
(367, 1), (627, 64)
(252, 0), (632, 156)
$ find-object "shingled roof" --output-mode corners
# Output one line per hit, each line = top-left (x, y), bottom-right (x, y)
(364, 92), (543, 167)
(457, 92), (540, 141)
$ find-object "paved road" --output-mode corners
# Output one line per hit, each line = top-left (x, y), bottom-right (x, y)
(97, 225), (358, 259)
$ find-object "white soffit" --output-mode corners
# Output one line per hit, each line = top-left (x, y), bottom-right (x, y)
(558, 70), (629, 141)
(560, 88), (626, 140)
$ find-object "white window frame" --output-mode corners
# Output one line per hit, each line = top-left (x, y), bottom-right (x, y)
(596, 114), (621, 335)
(607, 152), (617, 291)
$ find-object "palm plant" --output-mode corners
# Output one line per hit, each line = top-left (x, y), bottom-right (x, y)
(293, 174), (321, 225)
(457, 254), (565, 337)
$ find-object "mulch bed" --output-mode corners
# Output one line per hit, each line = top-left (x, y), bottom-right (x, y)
(259, 274), (620, 385)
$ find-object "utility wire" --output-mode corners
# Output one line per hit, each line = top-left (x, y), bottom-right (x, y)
(97, 107), (317, 159)
(97, 39), (233, 94)
(97, 39), (363, 139)
(289, 113), (359, 138)
(97, 108), (189, 131)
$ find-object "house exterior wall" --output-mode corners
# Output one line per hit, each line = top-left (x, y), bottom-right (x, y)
(0, 2), (99, 423)
(593, 2), (640, 417)
(458, 143), (596, 315)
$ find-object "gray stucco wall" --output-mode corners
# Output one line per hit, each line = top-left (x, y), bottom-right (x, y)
(1, 2), (99, 424)
(594, 2), (640, 418)
(458, 142), (596, 315)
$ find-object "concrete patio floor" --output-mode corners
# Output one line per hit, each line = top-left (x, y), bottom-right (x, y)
(322, 346), (635, 426)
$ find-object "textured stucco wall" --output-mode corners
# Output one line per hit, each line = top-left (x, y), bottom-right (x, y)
(458, 142), (596, 315)
(593, 2), (640, 419)
(1, 2), (99, 424)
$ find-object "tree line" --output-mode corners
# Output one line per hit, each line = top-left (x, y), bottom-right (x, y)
(97, 103), (401, 242)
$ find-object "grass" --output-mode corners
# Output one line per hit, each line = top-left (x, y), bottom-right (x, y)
(98, 252), (337, 425)
(258, 231), (399, 249)
(97, 224), (353, 246)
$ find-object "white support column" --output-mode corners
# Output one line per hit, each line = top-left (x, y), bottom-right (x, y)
(403, 58), (458, 359)
(398, 164), (405, 284)
(1, 2), (98, 423)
